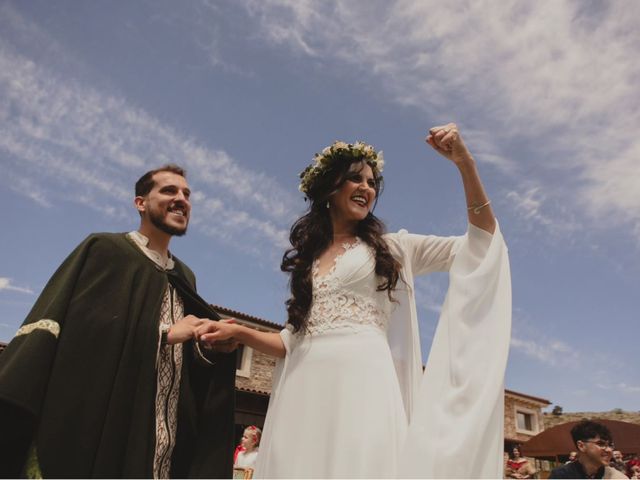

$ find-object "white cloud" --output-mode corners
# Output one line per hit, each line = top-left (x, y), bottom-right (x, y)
(618, 383), (640, 394)
(508, 308), (585, 371)
(462, 128), (517, 174)
(506, 187), (550, 225)
(0, 7), (297, 257)
(509, 309), (626, 382)
(596, 383), (640, 394)
(510, 336), (580, 369)
(243, 0), (320, 56)
(7, 174), (51, 208)
(0, 277), (34, 295)
(239, 0), (640, 241)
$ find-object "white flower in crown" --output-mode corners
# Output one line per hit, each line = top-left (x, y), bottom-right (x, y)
(376, 151), (384, 171)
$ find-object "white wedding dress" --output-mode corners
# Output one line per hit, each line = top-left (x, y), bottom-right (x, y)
(256, 238), (408, 478)
(255, 224), (511, 479)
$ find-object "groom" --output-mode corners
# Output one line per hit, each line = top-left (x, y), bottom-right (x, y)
(0, 164), (236, 478)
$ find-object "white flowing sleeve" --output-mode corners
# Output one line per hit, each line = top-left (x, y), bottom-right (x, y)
(253, 325), (294, 478)
(399, 222), (512, 479)
(384, 228), (463, 426)
(387, 230), (462, 275)
(268, 325), (294, 402)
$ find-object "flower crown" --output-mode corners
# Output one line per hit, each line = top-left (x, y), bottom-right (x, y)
(298, 141), (384, 194)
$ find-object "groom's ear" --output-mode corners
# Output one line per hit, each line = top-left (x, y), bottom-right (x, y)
(134, 195), (146, 214)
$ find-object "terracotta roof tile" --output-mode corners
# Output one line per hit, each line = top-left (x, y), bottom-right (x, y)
(211, 304), (283, 331)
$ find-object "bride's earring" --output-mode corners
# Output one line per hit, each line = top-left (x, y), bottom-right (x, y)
(326, 201), (330, 209)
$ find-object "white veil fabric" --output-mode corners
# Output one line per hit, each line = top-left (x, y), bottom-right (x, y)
(395, 222), (512, 478)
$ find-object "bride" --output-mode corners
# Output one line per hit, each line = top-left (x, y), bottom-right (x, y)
(197, 124), (511, 478)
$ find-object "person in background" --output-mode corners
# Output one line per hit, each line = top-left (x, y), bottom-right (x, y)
(566, 452), (578, 464)
(505, 445), (537, 479)
(550, 421), (627, 479)
(627, 458), (640, 480)
(611, 450), (627, 473)
(234, 426), (261, 471)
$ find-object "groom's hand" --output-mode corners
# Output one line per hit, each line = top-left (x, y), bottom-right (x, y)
(197, 319), (239, 352)
(167, 314), (205, 345)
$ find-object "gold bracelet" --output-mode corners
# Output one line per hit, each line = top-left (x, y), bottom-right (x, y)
(467, 199), (491, 214)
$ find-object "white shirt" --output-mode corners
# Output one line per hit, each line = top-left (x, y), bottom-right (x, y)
(235, 450), (259, 469)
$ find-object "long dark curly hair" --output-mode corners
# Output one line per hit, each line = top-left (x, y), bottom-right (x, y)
(281, 154), (402, 333)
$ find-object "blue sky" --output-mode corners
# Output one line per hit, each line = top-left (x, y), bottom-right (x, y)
(1, 1), (638, 412)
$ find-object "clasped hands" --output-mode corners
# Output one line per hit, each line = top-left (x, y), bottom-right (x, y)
(168, 314), (239, 353)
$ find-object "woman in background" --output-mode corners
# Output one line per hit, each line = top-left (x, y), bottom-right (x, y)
(505, 446), (537, 479)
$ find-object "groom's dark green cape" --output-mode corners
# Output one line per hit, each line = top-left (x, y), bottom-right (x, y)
(0, 233), (236, 478)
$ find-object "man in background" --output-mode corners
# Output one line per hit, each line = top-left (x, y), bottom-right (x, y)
(550, 421), (627, 479)
(611, 450), (628, 474)
(566, 452), (578, 464)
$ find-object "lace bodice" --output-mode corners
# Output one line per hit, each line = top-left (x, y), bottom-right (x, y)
(305, 238), (392, 335)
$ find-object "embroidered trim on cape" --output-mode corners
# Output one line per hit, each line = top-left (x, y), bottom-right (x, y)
(16, 319), (60, 339)
(24, 443), (43, 479)
(153, 286), (184, 479)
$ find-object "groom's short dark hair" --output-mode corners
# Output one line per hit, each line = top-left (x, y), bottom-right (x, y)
(135, 164), (186, 197)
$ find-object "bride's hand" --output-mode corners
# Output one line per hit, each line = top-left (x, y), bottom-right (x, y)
(426, 123), (473, 167)
(196, 318), (239, 344)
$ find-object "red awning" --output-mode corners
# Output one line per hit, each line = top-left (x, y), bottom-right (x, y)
(521, 420), (640, 458)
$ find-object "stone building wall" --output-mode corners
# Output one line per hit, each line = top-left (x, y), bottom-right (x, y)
(236, 347), (276, 393)
(504, 391), (550, 444)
